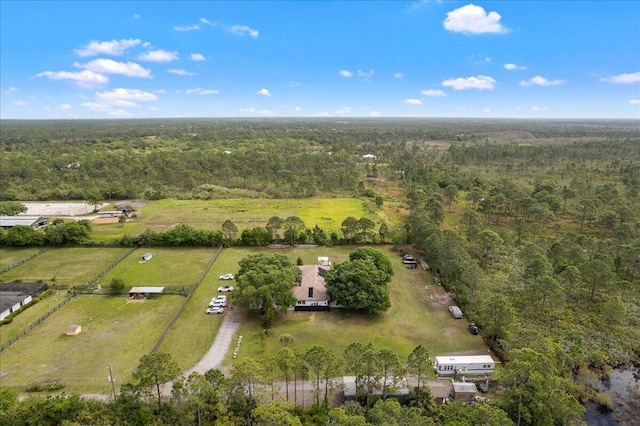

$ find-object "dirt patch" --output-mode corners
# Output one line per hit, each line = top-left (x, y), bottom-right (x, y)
(309, 312), (316, 323)
(23, 202), (109, 216)
(126, 299), (146, 304)
(92, 217), (120, 224)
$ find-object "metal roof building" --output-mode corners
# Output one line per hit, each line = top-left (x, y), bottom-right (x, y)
(0, 216), (49, 230)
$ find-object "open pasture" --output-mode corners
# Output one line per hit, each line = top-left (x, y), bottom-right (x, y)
(90, 197), (378, 239)
(0, 247), (130, 287)
(0, 247), (44, 268)
(0, 294), (184, 394)
(96, 247), (219, 288)
(223, 246), (486, 369)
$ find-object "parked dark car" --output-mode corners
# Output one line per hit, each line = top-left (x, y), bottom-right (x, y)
(468, 323), (480, 335)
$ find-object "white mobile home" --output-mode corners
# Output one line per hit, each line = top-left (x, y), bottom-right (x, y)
(434, 355), (495, 376)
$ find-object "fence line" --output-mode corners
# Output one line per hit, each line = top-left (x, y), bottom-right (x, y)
(0, 247), (137, 352)
(0, 293), (75, 352)
(150, 245), (224, 354)
(0, 248), (49, 274)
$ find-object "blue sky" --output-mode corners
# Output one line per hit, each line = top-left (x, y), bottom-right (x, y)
(1, 1), (639, 119)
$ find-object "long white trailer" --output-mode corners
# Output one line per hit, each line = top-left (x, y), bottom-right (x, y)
(434, 355), (495, 376)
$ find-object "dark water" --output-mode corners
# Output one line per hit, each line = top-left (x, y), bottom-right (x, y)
(582, 368), (640, 425)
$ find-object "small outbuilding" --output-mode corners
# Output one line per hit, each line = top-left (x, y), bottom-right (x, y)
(65, 325), (82, 336)
(140, 252), (153, 262)
(451, 382), (478, 403)
(128, 286), (165, 299)
(317, 256), (330, 266)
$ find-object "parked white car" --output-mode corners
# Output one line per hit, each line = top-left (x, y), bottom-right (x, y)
(219, 274), (234, 280)
(206, 306), (224, 314)
(217, 285), (234, 292)
(210, 296), (228, 307)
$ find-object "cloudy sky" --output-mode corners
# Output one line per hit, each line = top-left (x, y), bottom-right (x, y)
(1, 1), (639, 119)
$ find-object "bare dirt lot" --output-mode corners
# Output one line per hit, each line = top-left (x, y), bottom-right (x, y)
(22, 202), (109, 217)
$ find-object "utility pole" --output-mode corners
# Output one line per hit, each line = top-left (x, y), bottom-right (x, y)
(108, 366), (116, 400)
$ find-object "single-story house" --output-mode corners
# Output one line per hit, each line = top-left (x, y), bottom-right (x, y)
(362, 154), (377, 161)
(451, 382), (478, 403)
(317, 256), (331, 266)
(293, 264), (330, 311)
(0, 282), (49, 321)
(0, 216), (49, 231)
(128, 286), (165, 299)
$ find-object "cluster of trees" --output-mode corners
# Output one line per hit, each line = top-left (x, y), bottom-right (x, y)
(325, 248), (394, 314)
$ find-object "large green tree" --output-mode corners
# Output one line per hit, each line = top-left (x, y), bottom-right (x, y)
(325, 258), (391, 314)
(235, 253), (300, 312)
(132, 352), (181, 412)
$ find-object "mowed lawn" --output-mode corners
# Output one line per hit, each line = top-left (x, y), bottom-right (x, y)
(96, 247), (217, 288)
(0, 294), (183, 394)
(223, 246), (486, 370)
(0, 247), (131, 287)
(0, 247), (44, 268)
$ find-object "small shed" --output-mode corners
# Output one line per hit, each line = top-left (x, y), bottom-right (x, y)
(140, 252), (153, 262)
(65, 325), (82, 336)
(317, 257), (330, 266)
(451, 382), (478, 403)
(128, 286), (164, 299)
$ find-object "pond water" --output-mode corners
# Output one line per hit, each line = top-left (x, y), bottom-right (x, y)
(582, 368), (640, 425)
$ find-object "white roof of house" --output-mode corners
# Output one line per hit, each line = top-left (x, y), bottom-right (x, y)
(0, 216), (47, 227)
(435, 355), (495, 365)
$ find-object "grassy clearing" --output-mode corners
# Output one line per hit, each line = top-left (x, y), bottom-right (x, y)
(96, 248), (217, 288)
(0, 294), (183, 394)
(0, 293), (64, 346)
(90, 198), (380, 240)
(223, 246), (486, 370)
(0, 248), (43, 268)
(0, 248), (130, 286)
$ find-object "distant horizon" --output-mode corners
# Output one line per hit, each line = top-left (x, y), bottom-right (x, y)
(2, 1), (638, 120)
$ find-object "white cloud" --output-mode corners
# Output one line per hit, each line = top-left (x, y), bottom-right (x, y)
(369, 111), (382, 117)
(137, 49), (179, 62)
(442, 75), (496, 90)
(75, 38), (141, 57)
(13, 100), (27, 106)
(174, 24), (199, 31)
(75, 59), (151, 78)
(190, 53), (205, 61)
(630, 99), (640, 104)
(133, 14), (140, 20)
(444, 4), (508, 34)
(259, 110), (274, 116)
(185, 88), (220, 95)
(334, 107), (350, 114)
(394, 72), (404, 79)
(601, 72), (640, 84)
(1, 86), (18, 93)
(483, 108), (491, 112)
(60, 104), (72, 110)
(520, 75), (565, 86)
(96, 88), (158, 103)
(405, 98), (423, 105)
(169, 69), (197, 76)
(339, 70), (353, 77)
(230, 25), (259, 38)
(295, 106), (302, 111)
(257, 88), (271, 97)
(239, 107), (256, 113)
(504, 63), (527, 71)
(200, 17), (215, 26)
(358, 69), (374, 78)
(37, 70), (109, 88)
(531, 106), (549, 111)
(80, 102), (112, 111)
(288, 81), (301, 87)
(421, 89), (447, 96)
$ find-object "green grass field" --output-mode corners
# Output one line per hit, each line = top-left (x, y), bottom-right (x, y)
(0, 248), (131, 286)
(96, 247), (218, 288)
(0, 294), (184, 394)
(90, 197), (383, 240)
(0, 248), (44, 268)
(221, 246), (486, 371)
